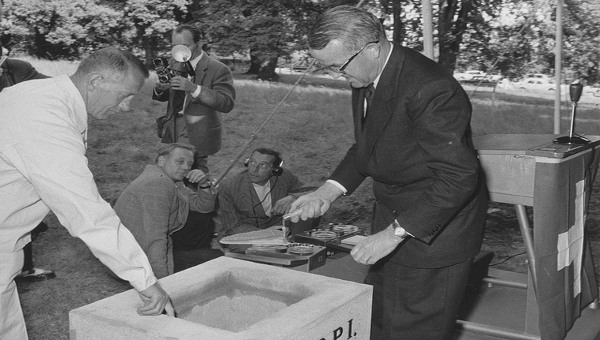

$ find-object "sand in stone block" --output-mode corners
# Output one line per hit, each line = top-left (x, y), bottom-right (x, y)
(178, 286), (302, 332)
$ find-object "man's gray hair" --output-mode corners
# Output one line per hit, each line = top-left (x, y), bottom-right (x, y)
(76, 47), (149, 82)
(156, 143), (195, 162)
(308, 5), (386, 54)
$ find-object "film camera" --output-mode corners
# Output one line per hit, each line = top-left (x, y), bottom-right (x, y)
(152, 45), (195, 83)
(153, 57), (175, 83)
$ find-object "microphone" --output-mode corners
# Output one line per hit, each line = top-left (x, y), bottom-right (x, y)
(570, 80), (583, 102)
(554, 80), (589, 145)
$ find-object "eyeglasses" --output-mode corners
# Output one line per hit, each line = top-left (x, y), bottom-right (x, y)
(315, 40), (379, 74)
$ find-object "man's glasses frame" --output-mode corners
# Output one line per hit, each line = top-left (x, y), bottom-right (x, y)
(316, 40), (380, 74)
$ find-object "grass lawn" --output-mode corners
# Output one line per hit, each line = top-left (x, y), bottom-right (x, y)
(12, 60), (600, 339)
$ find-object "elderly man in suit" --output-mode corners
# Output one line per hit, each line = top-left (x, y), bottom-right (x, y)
(288, 6), (488, 340)
(153, 24), (236, 173)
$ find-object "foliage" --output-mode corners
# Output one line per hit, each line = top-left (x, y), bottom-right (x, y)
(374, 0), (505, 72)
(456, 0), (600, 83)
(191, 0), (326, 79)
(121, 0), (189, 61)
(562, 0), (600, 84)
(457, 1), (534, 79)
(4, 0), (123, 59)
(2, 0), (600, 84)
(2, 0), (188, 60)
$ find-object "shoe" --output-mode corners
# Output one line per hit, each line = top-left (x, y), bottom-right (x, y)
(16, 268), (56, 282)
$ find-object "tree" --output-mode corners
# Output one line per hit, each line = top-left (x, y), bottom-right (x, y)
(561, 0), (600, 84)
(120, 0), (189, 64)
(456, 1), (536, 79)
(192, 0), (325, 80)
(454, 0), (600, 83)
(3, 0), (189, 61)
(4, 0), (123, 59)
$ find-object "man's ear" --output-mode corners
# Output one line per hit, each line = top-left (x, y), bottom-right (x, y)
(367, 42), (381, 60)
(87, 73), (104, 92)
(157, 155), (166, 167)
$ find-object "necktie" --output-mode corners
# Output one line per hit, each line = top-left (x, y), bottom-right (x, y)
(364, 83), (375, 115)
(363, 84), (375, 127)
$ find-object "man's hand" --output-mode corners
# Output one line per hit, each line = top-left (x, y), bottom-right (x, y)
(154, 82), (171, 93)
(186, 169), (209, 186)
(271, 195), (295, 216)
(170, 76), (197, 93)
(287, 182), (344, 222)
(137, 283), (174, 316)
(350, 225), (405, 265)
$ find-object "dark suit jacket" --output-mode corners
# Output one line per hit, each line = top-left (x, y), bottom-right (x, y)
(330, 44), (488, 268)
(153, 53), (235, 156)
(0, 59), (48, 91)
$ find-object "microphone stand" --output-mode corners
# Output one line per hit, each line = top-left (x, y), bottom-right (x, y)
(554, 80), (590, 145)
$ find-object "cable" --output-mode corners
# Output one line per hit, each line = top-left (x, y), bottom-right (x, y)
(250, 175), (279, 228)
(213, 1), (368, 187)
(488, 251), (527, 267)
(213, 61), (315, 187)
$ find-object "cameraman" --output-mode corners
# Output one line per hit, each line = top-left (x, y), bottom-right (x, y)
(153, 24), (236, 174)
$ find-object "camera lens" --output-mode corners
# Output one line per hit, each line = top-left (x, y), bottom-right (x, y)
(158, 74), (170, 83)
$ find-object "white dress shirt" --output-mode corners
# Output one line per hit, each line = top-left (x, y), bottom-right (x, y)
(0, 75), (156, 291)
(252, 182), (272, 217)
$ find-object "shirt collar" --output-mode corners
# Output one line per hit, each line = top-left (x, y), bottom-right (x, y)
(373, 42), (393, 89)
(190, 50), (204, 69)
(58, 75), (87, 135)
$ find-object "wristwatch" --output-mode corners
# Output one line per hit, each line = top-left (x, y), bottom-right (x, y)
(391, 219), (408, 238)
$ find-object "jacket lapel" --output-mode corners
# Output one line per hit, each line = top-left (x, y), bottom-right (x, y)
(194, 53), (209, 85)
(183, 53), (209, 108)
(359, 44), (405, 161)
(242, 172), (267, 216)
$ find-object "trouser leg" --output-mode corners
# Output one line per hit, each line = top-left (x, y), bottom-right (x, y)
(366, 259), (472, 340)
(0, 249), (28, 340)
(21, 243), (33, 273)
(172, 211), (223, 272)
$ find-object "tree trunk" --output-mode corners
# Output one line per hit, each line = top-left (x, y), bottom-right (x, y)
(143, 36), (155, 69)
(257, 57), (279, 81)
(437, 34), (459, 72)
(392, 0), (404, 44)
(247, 53), (261, 74)
(437, 0), (473, 73)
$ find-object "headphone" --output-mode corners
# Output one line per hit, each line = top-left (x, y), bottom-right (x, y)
(244, 149), (284, 177)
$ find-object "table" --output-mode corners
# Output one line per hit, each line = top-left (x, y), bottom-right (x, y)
(310, 134), (600, 340)
(462, 134), (600, 340)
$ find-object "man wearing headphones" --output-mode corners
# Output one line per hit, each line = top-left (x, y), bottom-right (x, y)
(217, 148), (318, 245)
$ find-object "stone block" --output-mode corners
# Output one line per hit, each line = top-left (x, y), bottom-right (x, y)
(70, 257), (372, 340)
